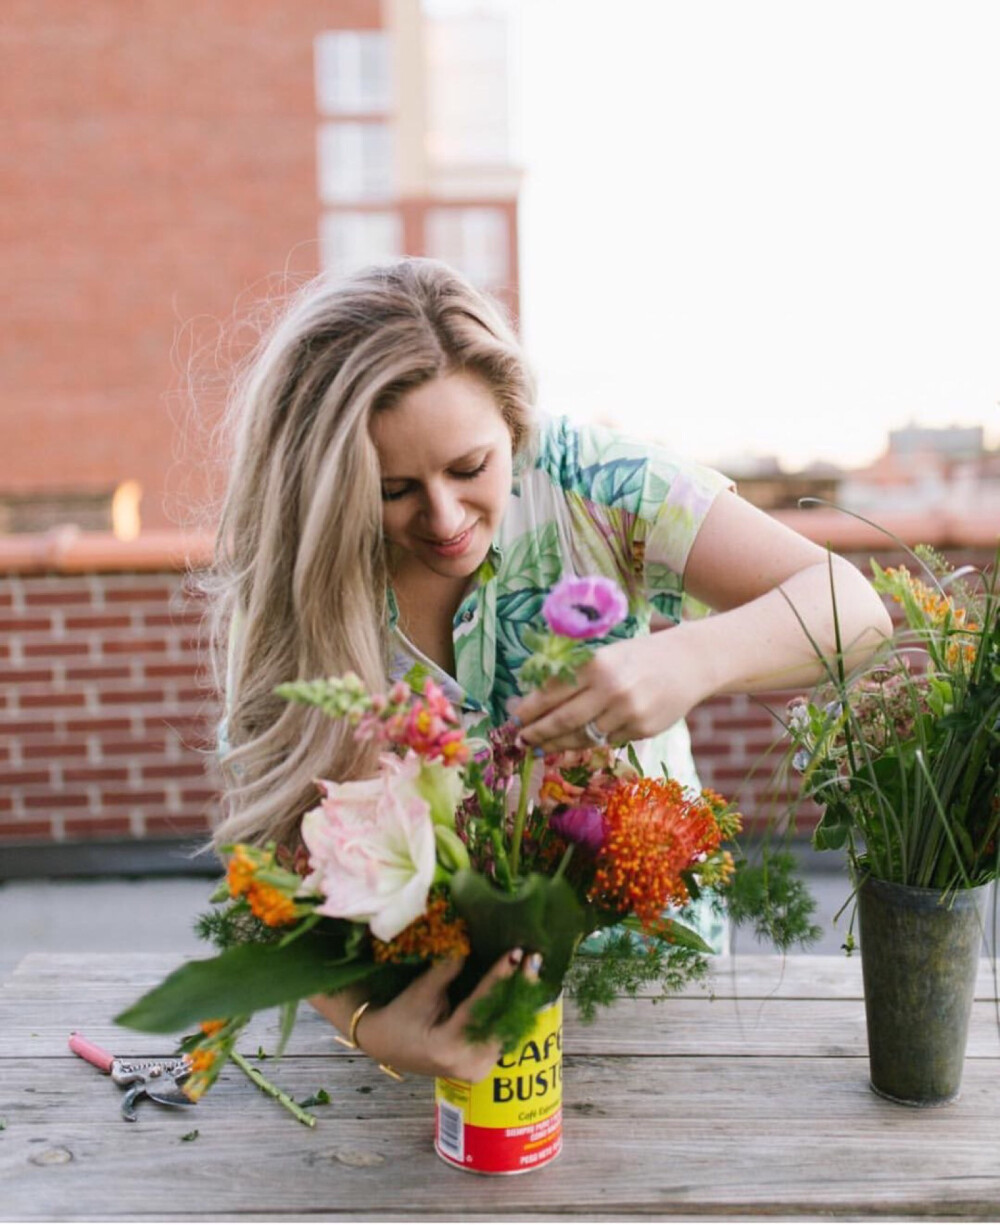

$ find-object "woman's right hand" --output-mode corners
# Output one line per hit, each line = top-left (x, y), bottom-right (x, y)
(311, 948), (541, 1083)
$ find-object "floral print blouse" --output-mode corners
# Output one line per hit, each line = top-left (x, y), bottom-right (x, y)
(388, 414), (732, 791)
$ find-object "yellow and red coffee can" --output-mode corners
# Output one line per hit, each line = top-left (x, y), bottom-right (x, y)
(434, 994), (562, 1174)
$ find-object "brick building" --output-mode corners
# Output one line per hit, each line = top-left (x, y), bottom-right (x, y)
(1, 0), (521, 534)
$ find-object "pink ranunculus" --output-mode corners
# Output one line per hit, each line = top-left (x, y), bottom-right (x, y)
(549, 804), (608, 853)
(301, 752), (436, 941)
(541, 575), (629, 640)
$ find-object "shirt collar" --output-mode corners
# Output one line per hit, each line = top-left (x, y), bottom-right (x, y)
(386, 544), (503, 632)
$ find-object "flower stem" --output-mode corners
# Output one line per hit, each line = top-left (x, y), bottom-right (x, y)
(509, 753), (537, 880)
(229, 1051), (317, 1127)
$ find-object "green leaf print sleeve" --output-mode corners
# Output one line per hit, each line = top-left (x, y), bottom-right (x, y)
(537, 416), (732, 621)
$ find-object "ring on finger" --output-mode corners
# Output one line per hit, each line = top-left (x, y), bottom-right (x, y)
(583, 719), (608, 747)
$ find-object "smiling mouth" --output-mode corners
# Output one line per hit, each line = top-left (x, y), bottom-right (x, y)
(424, 525), (474, 547)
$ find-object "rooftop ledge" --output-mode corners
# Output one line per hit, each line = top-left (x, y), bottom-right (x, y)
(0, 511), (996, 575)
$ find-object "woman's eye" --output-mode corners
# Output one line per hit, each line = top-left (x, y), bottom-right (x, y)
(452, 460), (489, 481)
(380, 485), (411, 502)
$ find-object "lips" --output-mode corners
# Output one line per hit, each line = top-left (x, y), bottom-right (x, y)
(422, 524), (476, 557)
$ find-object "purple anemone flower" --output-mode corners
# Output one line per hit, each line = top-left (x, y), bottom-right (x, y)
(549, 805), (607, 854)
(541, 575), (628, 640)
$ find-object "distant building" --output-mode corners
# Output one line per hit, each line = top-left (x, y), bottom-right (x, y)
(714, 455), (841, 512)
(837, 423), (1000, 515)
(1, 0), (520, 532)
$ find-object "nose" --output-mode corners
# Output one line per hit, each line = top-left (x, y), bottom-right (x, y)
(421, 483), (465, 541)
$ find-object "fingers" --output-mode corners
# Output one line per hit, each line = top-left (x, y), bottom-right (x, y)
(518, 690), (620, 753)
(412, 956), (467, 996)
(458, 948), (526, 1011)
(435, 949), (543, 1083)
(507, 679), (577, 728)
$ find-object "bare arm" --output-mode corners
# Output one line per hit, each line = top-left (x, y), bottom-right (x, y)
(514, 492), (891, 751)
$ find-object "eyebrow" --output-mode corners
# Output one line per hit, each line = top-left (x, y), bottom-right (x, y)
(379, 445), (490, 483)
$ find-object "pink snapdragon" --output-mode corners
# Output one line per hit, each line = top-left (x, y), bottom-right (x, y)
(542, 575), (629, 640)
(355, 678), (470, 766)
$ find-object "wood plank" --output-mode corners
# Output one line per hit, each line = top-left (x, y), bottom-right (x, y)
(4, 1074), (1000, 1220)
(5, 1053), (1000, 1128)
(9, 950), (1000, 1001)
(5, 980), (1000, 1061)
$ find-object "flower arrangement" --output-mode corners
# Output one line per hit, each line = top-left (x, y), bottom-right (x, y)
(117, 574), (813, 1103)
(785, 543), (1000, 897)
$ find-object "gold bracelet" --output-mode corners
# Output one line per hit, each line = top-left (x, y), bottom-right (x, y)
(333, 999), (404, 1081)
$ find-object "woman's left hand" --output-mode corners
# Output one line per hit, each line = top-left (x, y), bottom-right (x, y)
(509, 627), (712, 753)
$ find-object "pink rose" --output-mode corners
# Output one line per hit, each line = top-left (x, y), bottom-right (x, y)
(301, 752), (436, 941)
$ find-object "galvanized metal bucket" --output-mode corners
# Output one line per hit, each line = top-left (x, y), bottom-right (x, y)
(858, 875), (988, 1106)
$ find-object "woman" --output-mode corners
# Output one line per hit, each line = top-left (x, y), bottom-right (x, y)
(210, 258), (890, 1080)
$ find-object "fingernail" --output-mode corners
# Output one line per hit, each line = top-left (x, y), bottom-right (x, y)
(532, 746), (545, 759)
(509, 714), (522, 728)
(526, 952), (543, 978)
(508, 948), (524, 967)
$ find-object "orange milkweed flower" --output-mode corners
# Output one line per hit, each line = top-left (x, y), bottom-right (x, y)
(226, 845), (257, 898)
(245, 881), (299, 927)
(371, 894), (471, 963)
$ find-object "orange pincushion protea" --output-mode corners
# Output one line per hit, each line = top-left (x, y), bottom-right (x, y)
(591, 777), (723, 927)
(371, 894), (471, 963)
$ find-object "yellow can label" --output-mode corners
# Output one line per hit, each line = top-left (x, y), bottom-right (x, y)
(435, 996), (563, 1173)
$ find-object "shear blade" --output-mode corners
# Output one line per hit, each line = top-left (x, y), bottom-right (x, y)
(145, 1087), (195, 1107)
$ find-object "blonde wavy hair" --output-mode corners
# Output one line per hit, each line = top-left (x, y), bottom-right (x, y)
(208, 258), (536, 853)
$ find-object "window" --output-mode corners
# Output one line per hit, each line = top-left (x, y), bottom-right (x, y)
(314, 31), (391, 115)
(425, 207), (509, 288)
(317, 122), (394, 203)
(319, 211), (403, 279)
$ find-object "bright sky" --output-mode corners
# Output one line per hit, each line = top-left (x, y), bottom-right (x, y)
(454, 0), (1000, 472)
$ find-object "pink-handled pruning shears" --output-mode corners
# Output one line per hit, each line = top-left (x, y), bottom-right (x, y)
(69, 1032), (195, 1122)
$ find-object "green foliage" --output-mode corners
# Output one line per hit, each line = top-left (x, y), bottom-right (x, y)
(517, 628), (597, 688)
(464, 971), (551, 1053)
(723, 852), (822, 950)
(449, 870), (589, 995)
(298, 1088), (331, 1108)
(115, 927), (377, 1033)
(787, 544), (1000, 891)
(194, 899), (275, 952)
(564, 930), (709, 1023)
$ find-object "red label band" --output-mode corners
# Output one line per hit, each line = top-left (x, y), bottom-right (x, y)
(436, 1106), (562, 1174)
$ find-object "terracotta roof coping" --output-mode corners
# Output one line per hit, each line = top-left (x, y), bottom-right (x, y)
(0, 512), (995, 575)
(0, 527), (215, 574)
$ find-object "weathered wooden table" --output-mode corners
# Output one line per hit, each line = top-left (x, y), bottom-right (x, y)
(2, 952), (999, 1221)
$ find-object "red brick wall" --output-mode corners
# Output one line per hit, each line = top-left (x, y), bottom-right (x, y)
(0, 0), (382, 528)
(1, 519), (996, 851)
(1, 565), (219, 845)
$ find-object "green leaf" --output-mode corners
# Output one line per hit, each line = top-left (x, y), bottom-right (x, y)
(114, 930), (376, 1034)
(298, 1088), (331, 1108)
(626, 742), (644, 777)
(449, 870), (589, 992)
(580, 457), (646, 507)
(275, 999), (299, 1059)
(620, 915), (714, 954)
(180, 1130), (200, 1142)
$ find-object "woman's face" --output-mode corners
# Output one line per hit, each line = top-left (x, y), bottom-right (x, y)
(371, 371), (515, 581)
